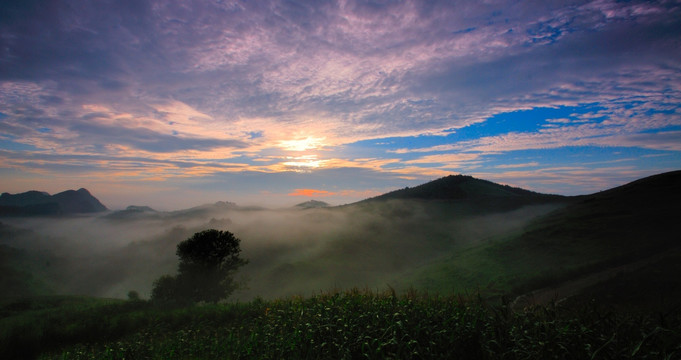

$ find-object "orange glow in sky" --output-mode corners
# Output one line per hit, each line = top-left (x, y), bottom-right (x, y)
(288, 189), (335, 197)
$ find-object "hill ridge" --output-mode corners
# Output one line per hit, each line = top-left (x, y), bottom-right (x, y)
(365, 174), (562, 202)
(0, 188), (107, 216)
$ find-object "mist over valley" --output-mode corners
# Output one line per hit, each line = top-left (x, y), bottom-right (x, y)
(3, 171), (680, 309)
(1, 175), (567, 300)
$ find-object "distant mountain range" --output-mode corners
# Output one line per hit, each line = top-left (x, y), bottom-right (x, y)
(0, 188), (107, 216)
(2, 171), (675, 218)
(295, 200), (330, 209)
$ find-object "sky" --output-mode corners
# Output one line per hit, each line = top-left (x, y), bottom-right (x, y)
(1, 0), (680, 210)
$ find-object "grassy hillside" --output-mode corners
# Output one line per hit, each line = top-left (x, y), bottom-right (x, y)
(401, 170), (681, 302)
(2, 291), (680, 359)
(562, 248), (681, 313)
(239, 200), (565, 300)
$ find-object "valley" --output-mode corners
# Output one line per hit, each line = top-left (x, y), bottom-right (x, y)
(2, 171), (681, 358)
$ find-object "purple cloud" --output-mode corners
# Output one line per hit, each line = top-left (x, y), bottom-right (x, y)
(1, 0), (680, 206)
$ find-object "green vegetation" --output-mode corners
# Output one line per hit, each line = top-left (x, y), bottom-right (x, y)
(0, 244), (53, 298)
(1, 291), (680, 359)
(3, 172), (681, 358)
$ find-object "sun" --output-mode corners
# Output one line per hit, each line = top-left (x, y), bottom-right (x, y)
(278, 136), (326, 151)
(276, 135), (327, 171)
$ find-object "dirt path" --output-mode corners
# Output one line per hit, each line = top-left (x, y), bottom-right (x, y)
(511, 252), (669, 310)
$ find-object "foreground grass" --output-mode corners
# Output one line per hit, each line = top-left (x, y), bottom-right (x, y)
(1, 291), (680, 359)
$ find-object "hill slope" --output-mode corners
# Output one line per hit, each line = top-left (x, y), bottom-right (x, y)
(403, 170), (681, 306)
(506, 169), (681, 262)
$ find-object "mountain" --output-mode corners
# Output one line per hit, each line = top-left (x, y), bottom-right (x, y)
(124, 205), (157, 213)
(51, 189), (108, 214)
(104, 205), (158, 220)
(0, 188), (107, 216)
(295, 200), (330, 209)
(103, 201), (261, 222)
(0, 190), (51, 207)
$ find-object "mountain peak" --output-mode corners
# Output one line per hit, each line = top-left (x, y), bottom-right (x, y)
(125, 205), (156, 212)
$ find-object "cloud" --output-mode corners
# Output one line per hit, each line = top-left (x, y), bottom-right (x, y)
(469, 165), (672, 196)
(1, 0), (680, 206)
(496, 162), (540, 169)
(288, 189), (335, 197)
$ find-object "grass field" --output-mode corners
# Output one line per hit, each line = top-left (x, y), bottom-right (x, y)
(2, 290), (680, 359)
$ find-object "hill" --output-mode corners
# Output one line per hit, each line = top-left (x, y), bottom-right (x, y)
(502, 170), (681, 271)
(402, 170), (681, 308)
(371, 174), (553, 201)
(104, 205), (159, 220)
(295, 200), (330, 209)
(352, 174), (566, 217)
(2, 171), (679, 309)
(0, 188), (107, 216)
(2, 172), (681, 358)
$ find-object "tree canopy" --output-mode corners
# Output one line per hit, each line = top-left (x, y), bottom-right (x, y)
(151, 229), (248, 304)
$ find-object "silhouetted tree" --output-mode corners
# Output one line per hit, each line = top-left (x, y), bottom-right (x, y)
(127, 290), (140, 301)
(151, 229), (248, 304)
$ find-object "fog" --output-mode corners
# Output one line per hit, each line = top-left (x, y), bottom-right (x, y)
(0, 200), (563, 300)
